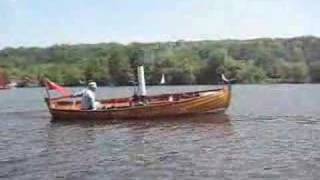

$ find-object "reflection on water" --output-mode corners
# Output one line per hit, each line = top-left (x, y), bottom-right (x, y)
(2, 85), (320, 179)
(45, 114), (233, 179)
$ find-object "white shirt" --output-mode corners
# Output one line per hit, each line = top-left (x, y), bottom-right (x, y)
(74, 89), (96, 110)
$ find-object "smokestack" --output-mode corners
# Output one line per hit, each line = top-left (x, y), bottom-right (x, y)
(137, 66), (147, 96)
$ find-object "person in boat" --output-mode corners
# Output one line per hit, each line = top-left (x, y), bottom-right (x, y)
(73, 82), (101, 110)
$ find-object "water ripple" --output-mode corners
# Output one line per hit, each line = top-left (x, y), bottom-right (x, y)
(2, 85), (320, 179)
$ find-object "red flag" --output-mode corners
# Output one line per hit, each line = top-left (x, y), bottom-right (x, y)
(44, 79), (72, 97)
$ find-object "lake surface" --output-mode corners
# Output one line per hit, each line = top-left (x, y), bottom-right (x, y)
(1, 85), (320, 180)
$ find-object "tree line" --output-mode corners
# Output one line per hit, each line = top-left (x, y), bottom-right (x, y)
(0, 36), (319, 86)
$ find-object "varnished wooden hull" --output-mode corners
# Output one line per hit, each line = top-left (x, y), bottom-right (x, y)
(47, 85), (231, 120)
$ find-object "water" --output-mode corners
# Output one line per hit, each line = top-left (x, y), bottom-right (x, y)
(1, 85), (320, 180)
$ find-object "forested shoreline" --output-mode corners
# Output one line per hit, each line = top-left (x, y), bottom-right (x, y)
(1, 36), (320, 86)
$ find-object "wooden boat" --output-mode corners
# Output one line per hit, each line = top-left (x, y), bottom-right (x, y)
(0, 68), (10, 90)
(45, 84), (231, 120)
(0, 87), (10, 90)
(45, 66), (231, 120)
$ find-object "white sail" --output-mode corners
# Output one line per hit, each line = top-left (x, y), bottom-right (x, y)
(160, 73), (166, 84)
(221, 74), (229, 83)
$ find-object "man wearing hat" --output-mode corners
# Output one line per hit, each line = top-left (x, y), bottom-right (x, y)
(73, 82), (100, 110)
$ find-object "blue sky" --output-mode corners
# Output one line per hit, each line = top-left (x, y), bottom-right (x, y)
(0, 0), (319, 49)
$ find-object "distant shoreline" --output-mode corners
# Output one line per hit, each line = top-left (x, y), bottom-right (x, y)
(1, 35), (318, 51)
(1, 36), (319, 85)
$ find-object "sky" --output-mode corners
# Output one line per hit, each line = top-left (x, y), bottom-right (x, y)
(0, 0), (319, 49)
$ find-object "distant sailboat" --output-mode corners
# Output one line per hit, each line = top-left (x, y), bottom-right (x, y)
(160, 73), (166, 84)
(0, 68), (10, 90)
